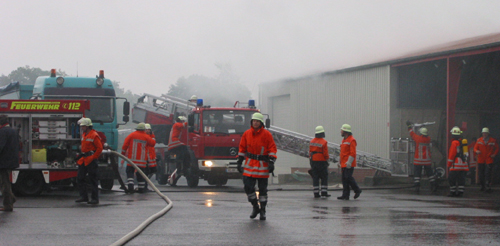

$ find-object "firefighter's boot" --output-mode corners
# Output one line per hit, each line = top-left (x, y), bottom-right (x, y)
(259, 205), (266, 221)
(249, 200), (260, 219)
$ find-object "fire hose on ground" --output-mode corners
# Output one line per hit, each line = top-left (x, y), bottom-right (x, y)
(108, 150), (173, 246)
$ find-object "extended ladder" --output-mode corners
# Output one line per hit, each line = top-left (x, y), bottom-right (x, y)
(132, 93), (194, 122)
(268, 125), (399, 174)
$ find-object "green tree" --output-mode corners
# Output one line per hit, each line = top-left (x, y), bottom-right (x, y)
(0, 66), (67, 86)
(167, 63), (251, 107)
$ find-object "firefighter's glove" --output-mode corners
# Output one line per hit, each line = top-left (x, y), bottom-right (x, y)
(268, 157), (276, 173)
(237, 156), (244, 173)
(346, 156), (354, 168)
(406, 120), (413, 129)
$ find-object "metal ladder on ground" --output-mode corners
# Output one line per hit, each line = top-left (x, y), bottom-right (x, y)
(268, 125), (399, 174)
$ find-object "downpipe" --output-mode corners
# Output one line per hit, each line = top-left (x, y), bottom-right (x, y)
(107, 150), (174, 246)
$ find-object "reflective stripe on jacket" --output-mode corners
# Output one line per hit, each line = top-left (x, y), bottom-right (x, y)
(340, 135), (356, 168)
(309, 138), (329, 162)
(238, 127), (277, 179)
(448, 139), (469, 171)
(77, 129), (103, 166)
(409, 129), (432, 165)
(167, 122), (187, 151)
(474, 137), (499, 164)
(147, 133), (157, 167)
(122, 130), (156, 168)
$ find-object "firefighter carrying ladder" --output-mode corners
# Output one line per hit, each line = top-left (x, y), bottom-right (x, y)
(268, 125), (403, 175)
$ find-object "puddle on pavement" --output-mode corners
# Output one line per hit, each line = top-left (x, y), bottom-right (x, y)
(196, 199), (218, 207)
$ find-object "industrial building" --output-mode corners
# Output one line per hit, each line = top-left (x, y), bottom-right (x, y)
(260, 32), (500, 176)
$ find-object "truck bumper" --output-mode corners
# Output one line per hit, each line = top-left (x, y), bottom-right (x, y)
(198, 159), (242, 179)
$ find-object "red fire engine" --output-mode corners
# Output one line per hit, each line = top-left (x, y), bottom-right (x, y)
(133, 94), (262, 187)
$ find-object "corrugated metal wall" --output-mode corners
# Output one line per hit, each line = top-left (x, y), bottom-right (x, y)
(259, 65), (391, 172)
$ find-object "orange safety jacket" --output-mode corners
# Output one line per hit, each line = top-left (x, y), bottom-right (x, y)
(409, 129), (432, 165)
(77, 129), (103, 166)
(238, 126), (277, 179)
(309, 137), (329, 162)
(448, 139), (469, 171)
(340, 135), (357, 168)
(147, 133), (157, 167)
(167, 122), (187, 151)
(474, 137), (499, 164)
(122, 130), (156, 168)
(468, 141), (477, 168)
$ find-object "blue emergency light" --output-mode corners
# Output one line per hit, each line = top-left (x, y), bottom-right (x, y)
(248, 100), (255, 107)
(197, 99), (203, 106)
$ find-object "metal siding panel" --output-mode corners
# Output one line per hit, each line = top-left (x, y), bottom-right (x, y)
(260, 66), (391, 170)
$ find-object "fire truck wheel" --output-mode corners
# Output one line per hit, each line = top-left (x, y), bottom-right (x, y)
(186, 150), (199, 188)
(186, 174), (199, 188)
(14, 171), (44, 196)
(100, 179), (114, 190)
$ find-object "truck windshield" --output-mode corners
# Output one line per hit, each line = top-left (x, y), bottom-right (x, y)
(202, 110), (254, 134)
(47, 97), (114, 123)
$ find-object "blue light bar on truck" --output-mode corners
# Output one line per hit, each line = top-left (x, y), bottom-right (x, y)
(248, 100), (255, 107)
(197, 99), (203, 106)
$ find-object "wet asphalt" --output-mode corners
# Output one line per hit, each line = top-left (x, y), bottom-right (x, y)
(1, 179), (500, 246)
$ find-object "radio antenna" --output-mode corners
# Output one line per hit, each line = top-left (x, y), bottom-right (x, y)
(76, 62), (79, 77)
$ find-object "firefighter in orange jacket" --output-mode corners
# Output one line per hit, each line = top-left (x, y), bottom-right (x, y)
(474, 127), (499, 192)
(407, 121), (436, 193)
(75, 118), (103, 205)
(337, 124), (362, 200)
(237, 112), (277, 220)
(122, 122), (156, 193)
(145, 123), (157, 179)
(447, 126), (469, 197)
(167, 116), (188, 175)
(309, 126), (330, 198)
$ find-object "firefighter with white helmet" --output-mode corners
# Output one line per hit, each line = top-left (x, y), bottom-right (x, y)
(167, 115), (189, 178)
(447, 126), (469, 197)
(75, 117), (103, 204)
(406, 121), (436, 193)
(474, 127), (499, 192)
(237, 112), (277, 220)
(121, 122), (156, 193)
(337, 124), (362, 200)
(309, 126), (330, 198)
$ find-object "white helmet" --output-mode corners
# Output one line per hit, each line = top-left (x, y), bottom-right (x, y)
(419, 127), (428, 136)
(450, 126), (462, 136)
(315, 126), (325, 134)
(145, 123), (152, 130)
(251, 113), (265, 124)
(136, 122), (146, 130)
(341, 124), (351, 133)
(482, 127), (490, 134)
(78, 117), (92, 126)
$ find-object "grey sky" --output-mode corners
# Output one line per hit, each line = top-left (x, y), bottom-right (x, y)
(2, 0), (499, 98)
